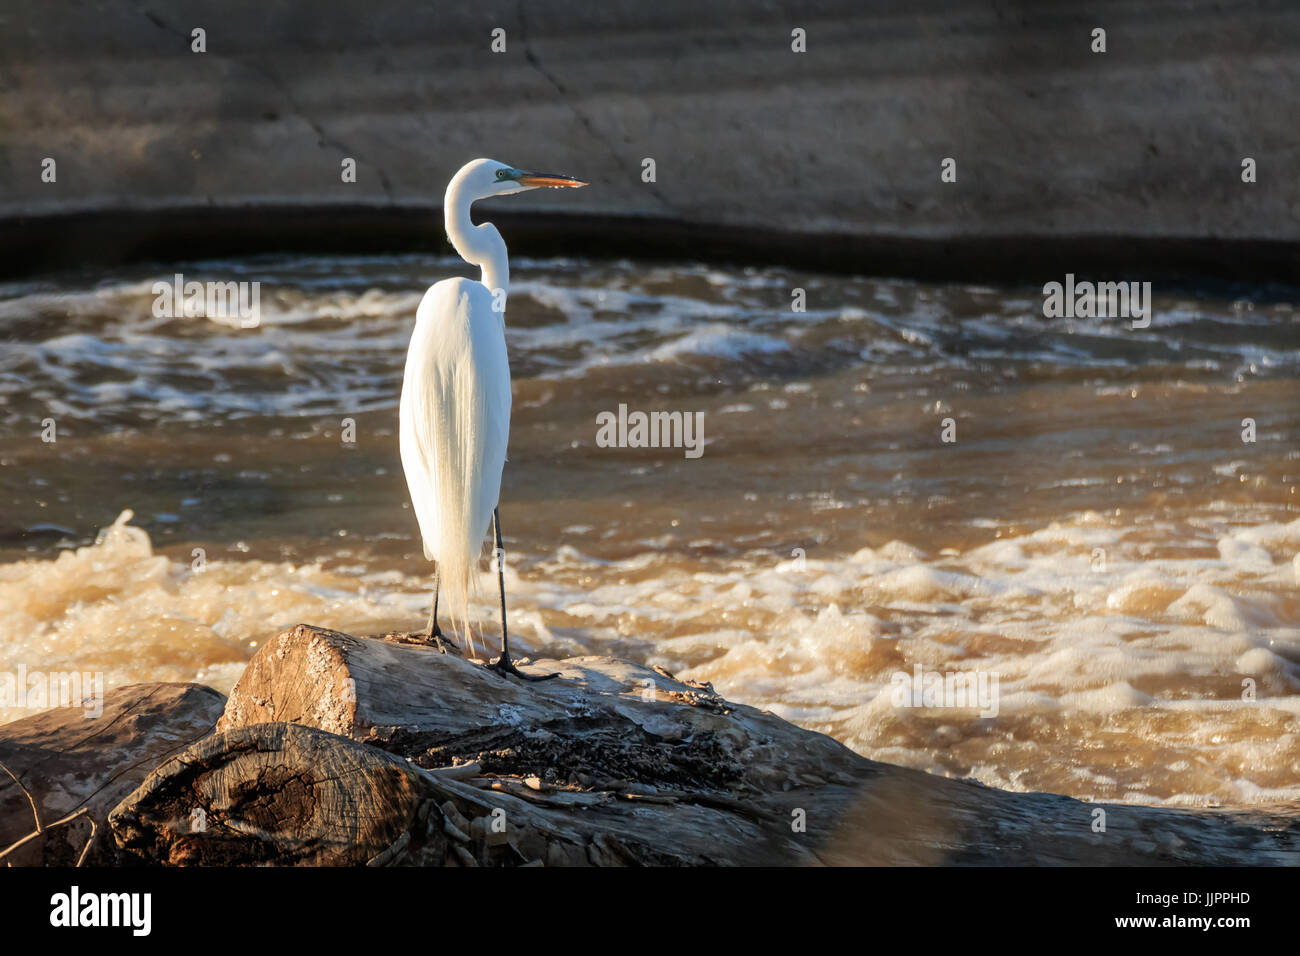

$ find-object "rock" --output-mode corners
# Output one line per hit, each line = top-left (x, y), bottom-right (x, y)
(0, 682), (225, 865)
(109, 625), (1300, 865)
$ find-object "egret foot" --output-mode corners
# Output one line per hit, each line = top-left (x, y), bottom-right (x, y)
(424, 571), (454, 653)
(488, 654), (558, 682)
(427, 622), (450, 654)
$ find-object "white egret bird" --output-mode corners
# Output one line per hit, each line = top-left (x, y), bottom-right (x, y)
(400, 158), (586, 680)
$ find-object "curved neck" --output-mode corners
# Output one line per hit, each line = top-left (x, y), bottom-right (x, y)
(444, 175), (509, 310)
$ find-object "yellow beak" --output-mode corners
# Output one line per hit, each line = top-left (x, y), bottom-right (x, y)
(517, 172), (588, 188)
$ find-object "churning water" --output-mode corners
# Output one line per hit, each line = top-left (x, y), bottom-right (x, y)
(1, 253), (1297, 807)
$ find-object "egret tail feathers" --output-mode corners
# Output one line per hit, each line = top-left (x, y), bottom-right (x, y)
(429, 361), (491, 658)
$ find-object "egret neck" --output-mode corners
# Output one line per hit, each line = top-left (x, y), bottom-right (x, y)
(444, 170), (509, 316)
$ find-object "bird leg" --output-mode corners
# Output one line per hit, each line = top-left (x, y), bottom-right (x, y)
(488, 508), (557, 682)
(426, 568), (448, 653)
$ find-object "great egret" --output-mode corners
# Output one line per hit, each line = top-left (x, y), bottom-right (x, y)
(400, 158), (586, 680)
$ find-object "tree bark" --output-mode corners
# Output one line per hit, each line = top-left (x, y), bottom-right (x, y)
(0, 682), (225, 865)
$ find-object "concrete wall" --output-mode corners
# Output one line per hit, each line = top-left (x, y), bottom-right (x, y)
(1, 0), (1297, 277)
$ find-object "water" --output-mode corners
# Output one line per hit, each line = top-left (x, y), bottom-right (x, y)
(1, 253), (1297, 808)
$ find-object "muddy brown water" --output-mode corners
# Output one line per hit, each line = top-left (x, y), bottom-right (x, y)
(0, 253), (1296, 807)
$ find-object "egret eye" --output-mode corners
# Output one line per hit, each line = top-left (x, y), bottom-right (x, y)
(496, 170), (507, 180)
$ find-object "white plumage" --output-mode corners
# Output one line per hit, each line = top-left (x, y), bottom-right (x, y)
(399, 158), (585, 671)
(399, 277), (510, 645)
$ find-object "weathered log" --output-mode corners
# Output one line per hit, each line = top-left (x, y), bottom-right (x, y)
(111, 721), (449, 866)
(0, 682), (225, 865)
(112, 626), (1300, 865)
(110, 719), (800, 866)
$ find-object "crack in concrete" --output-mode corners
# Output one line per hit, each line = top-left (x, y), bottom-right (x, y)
(132, 3), (396, 200)
(515, 1), (674, 215)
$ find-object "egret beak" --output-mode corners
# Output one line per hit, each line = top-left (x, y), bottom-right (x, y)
(516, 171), (587, 188)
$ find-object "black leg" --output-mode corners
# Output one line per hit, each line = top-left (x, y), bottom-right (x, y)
(488, 507), (557, 681)
(426, 568), (447, 653)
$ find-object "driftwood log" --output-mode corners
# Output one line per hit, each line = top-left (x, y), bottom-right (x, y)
(0, 682), (225, 865)
(104, 625), (1300, 866)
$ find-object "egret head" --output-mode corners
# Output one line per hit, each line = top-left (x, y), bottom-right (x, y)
(458, 158), (587, 199)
